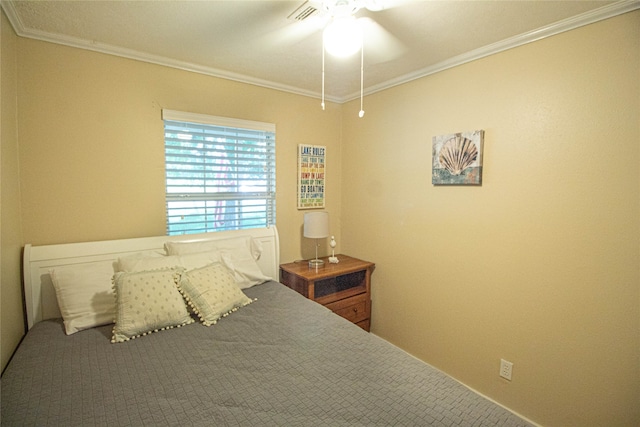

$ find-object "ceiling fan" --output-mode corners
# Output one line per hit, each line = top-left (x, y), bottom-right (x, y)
(288, 0), (406, 60)
(287, 0), (408, 117)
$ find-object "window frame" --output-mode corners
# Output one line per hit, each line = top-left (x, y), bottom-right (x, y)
(162, 109), (276, 235)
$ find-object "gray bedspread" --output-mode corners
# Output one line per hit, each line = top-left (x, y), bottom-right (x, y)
(2, 281), (531, 426)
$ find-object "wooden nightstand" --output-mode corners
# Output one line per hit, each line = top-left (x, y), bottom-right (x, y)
(279, 255), (375, 331)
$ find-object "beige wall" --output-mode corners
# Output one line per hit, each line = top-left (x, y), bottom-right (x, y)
(16, 38), (343, 262)
(1, 10), (24, 372)
(342, 11), (639, 427)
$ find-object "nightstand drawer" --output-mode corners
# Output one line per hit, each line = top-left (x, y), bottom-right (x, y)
(325, 294), (370, 324)
(332, 300), (368, 323)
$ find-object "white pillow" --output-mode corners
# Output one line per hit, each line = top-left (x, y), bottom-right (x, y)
(177, 263), (254, 326)
(179, 251), (224, 270)
(111, 268), (194, 343)
(118, 251), (224, 272)
(164, 235), (262, 260)
(50, 261), (117, 335)
(219, 255), (271, 289)
(117, 253), (181, 272)
(165, 236), (270, 288)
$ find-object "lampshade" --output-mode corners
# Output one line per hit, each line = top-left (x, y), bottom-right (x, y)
(303, 212), (329, 239)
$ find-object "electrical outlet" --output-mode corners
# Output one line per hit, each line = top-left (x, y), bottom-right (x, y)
(500, 359), (513, 380)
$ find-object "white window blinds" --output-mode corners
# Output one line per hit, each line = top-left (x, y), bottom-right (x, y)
(162, 110), (276, 235)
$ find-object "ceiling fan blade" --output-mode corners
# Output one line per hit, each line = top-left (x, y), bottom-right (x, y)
(358, 17), (407, 64)
(359, 0), (416, 12)
(262, 20), (320, 49)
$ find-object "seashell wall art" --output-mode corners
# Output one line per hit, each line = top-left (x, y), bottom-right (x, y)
(432, 130), (484, 185)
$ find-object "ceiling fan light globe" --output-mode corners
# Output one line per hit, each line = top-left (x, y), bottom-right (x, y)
(323, 17), (362, 57)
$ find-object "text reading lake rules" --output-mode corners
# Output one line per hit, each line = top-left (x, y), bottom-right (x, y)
(298, 144), (325, 209)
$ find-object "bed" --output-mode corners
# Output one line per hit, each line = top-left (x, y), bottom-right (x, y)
(2, 227), (532, 426)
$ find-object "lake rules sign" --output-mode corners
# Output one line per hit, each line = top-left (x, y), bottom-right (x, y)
(297, 144), (325, 209)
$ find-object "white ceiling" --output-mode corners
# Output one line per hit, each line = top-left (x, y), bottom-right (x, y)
(3, 1), (638, 103)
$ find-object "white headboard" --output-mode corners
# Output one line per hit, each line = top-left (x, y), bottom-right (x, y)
(23, 226), (280, 330)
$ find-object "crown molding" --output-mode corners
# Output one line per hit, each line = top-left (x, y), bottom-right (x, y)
(2, 0), (638, 104)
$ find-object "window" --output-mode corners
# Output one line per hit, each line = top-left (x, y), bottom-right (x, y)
(163, 110), (276, 235)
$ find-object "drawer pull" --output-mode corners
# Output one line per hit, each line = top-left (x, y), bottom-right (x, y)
(353, 307), (358, 313)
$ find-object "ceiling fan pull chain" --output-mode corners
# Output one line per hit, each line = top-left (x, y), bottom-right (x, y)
(359, 37), (365, 118)
(321, 37), (326, 111)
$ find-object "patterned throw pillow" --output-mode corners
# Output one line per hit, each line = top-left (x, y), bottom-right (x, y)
(177, 263), (255, 326)
(111, 268), (193, 343)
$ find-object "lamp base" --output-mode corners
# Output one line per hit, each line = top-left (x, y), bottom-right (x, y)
(308, 258), (325, 268)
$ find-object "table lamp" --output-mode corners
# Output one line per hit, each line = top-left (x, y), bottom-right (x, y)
(303, 211), (329, 268)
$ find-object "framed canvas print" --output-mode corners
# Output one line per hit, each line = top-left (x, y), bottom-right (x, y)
(432, 130), (484, 185)
(297, 144), (326, 209)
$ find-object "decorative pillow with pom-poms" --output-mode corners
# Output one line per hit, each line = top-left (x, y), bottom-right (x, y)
(111, 267), (193, 343)
(177, 263), (254, 326)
